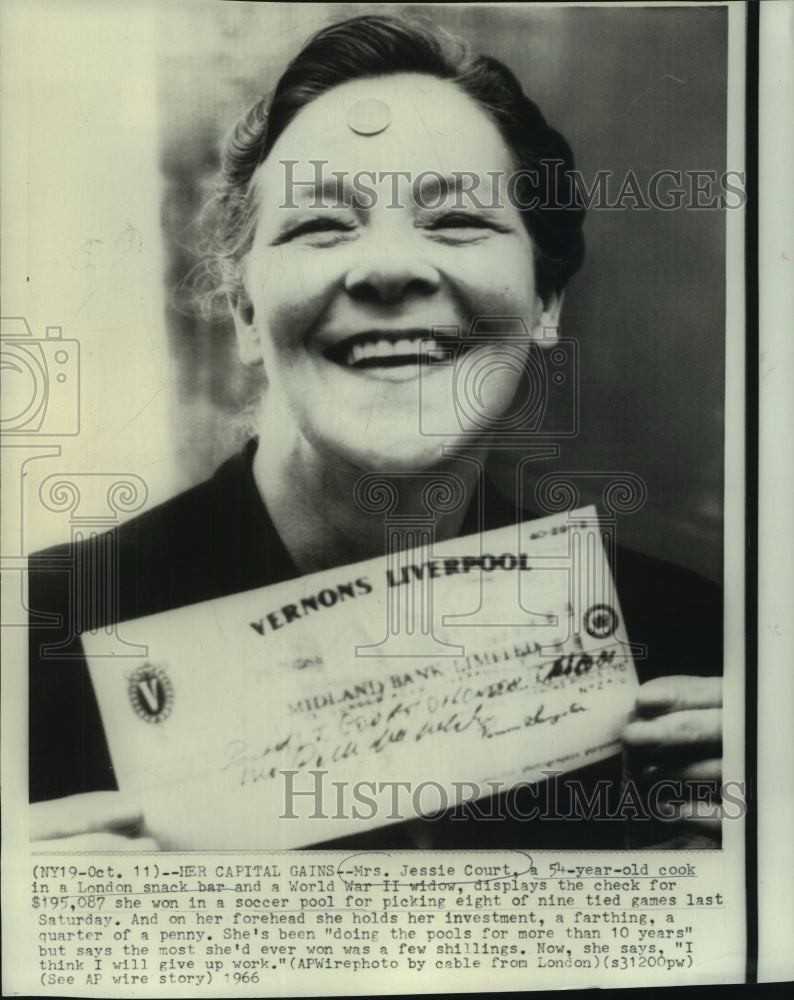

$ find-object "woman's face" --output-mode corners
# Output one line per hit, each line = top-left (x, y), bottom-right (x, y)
(234, 73), (561, 473)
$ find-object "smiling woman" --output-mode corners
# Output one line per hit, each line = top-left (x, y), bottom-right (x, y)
(231, 71), (565, 569)
(28, 13), (723, 851)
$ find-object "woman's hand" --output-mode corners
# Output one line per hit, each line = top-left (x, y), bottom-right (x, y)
(622, 675), (723, 838)
(31, 792), (159, 851)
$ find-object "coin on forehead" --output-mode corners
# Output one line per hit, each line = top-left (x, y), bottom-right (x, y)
(346, 98), (392, 136)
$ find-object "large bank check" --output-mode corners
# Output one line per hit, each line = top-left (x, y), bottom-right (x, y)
(83, 507), (639, 848)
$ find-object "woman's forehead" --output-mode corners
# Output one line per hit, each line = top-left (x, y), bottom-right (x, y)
(258, 73), (514, 191)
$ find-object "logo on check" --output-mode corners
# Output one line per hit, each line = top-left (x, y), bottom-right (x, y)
(128, 663), (174, 723)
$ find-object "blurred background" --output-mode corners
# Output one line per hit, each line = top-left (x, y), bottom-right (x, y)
(157, 2), (728, 583)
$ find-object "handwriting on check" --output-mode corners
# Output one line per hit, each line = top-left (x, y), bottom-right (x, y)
(221, 643), (627, 788)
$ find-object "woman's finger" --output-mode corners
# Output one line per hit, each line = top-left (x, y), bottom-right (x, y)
(643, 757), (722, 783)
(30, 793), (144, 842)
(622, 707), (722, 751)
(634, 675), (722, 717)
(663, 802), (723, 836)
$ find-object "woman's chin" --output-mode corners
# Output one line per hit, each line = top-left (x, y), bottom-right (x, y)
(323, 432), (470, 476)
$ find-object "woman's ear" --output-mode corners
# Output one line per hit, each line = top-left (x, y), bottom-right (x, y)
(229, 288), (263, 365)
(531, 290), (564, 344)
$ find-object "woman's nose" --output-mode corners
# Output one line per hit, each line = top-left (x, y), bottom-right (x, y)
(344, 243), (441, 305)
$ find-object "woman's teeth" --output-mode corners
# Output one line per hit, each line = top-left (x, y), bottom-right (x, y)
(344, 337), (448, 368)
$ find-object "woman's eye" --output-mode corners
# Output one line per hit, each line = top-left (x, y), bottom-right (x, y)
(275, 218), (357, 245)
(425, 213), (498, 235)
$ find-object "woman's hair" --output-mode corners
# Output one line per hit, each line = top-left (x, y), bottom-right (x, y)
(198, 13), (585, 315)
